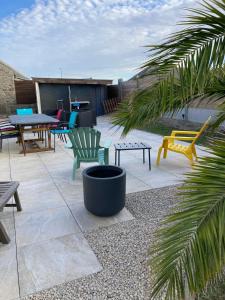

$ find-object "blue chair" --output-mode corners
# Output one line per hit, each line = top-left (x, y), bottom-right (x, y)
(51, 111), (78, 151)
(66, 128), (111, 180)
(16, 108), (33, 115)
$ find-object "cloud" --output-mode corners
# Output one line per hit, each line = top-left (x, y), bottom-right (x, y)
(0, 0), (198, 81)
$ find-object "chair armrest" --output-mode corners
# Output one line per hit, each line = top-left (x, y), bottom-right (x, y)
(65, 141), (73, 149)
(164, 136), (196, 141)
(171, 130), (199, 136)
(101, 140), (112, 149)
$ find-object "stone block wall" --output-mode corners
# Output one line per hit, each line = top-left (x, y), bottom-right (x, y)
(0, 60), (28, 115)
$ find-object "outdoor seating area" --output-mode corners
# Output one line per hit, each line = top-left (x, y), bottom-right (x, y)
(0, 115), (207, 300)
(1, 1), (224, 298)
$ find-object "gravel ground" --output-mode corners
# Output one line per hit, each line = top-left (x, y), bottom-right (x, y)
(23, 185), (180, 300)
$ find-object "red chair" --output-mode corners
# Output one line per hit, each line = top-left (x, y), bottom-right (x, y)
(51, 109), (63, 128)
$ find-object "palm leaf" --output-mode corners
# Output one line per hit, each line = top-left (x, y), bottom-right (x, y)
(113, 0), (225, 135)
(149, 135), (225, 299)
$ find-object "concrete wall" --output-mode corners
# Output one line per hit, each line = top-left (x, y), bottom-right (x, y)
(165, 107), (225, 130)
(0, 60), (28, 115)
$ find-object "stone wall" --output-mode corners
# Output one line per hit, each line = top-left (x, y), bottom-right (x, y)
(0, 60), (28, 115)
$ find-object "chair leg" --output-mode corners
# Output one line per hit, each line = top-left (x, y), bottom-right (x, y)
(156, 147), (163, 165)
(0, 138), (2, 152)
(0, 221), (10, 244)
(163, 148), (168, 159)
(72, 158), (78, 180)
(14, 191), (22, 212)
(185, 153), (194, 165)
(98, 149), (105, 165)
(54, 134), (56, 152)
(192, 146), (198, 161)
(104, 148), (109, 165)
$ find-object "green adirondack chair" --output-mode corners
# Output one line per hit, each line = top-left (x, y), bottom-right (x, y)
(67, 127), (111, 180)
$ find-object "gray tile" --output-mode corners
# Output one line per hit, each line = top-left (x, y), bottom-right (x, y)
(0, 246), (19, 300)
(18, 234), (102, 297)
(70, 202), (134, 232)
(15, 207), (81, 247)
(125, 174), (150, 193)
(140, 174), (181, 188)
(55, 181), (84, 205)
(18, 188), (66, 213)
(11, 168), (49, 182)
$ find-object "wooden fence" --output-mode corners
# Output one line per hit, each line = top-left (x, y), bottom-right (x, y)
(14, 80), (36, 105)
(101, 98), (120, 114)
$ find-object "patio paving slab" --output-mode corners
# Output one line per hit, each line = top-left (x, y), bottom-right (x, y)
(0, 246), (19, 300)
(18, 186), (67, 213)
(15, 207), (81, 248)
(17, 233), (102, 297)
(70, 202), (134, 232)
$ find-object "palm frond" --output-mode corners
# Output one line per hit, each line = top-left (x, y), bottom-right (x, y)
(150, 136), (225, 299)
(144, 0), (225, 76)
(113, 0), (225, 134)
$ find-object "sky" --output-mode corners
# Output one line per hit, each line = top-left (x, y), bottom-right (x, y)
(0, 0), (198, 81)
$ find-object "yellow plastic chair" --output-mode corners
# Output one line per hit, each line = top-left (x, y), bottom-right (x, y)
(156, 117), (211, 166)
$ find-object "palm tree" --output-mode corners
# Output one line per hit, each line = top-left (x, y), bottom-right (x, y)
(150, 136), (225, 300)
(113, 0), (225, 299)
(113, 0), (225, 134)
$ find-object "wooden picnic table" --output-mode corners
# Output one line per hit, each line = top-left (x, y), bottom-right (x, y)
(9, 114), (59, 155)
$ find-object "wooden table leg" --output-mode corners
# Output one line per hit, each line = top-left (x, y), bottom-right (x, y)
(19, 126), (26, 156)
(0, 221), (10, 244)
(48, 129), (51, 149)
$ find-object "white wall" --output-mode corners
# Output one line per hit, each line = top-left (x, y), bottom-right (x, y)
(167, 108), (225, 129)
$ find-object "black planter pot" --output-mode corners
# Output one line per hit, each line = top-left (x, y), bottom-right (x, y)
(82, 165), (126, 217)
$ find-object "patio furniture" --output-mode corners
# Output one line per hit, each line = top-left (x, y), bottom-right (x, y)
(0, 120), (19, 151)
(0, 181), (22, 244)
(51, 111), (78, 150)
(114, 142), (152, 170)
(67, 127), (111, 180)
(9, 114), (59, 155)
(156, 117), (211, 165)
(16, 108), (33, 115)
(83, 165), (126, 216)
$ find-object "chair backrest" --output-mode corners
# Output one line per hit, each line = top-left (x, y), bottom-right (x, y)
(16, 108), (33, 115)
(56, 109), (63, 120)
(191, 116), (211, 146)
(68, 111), (78, 129)
(68, 127), (101, 159)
